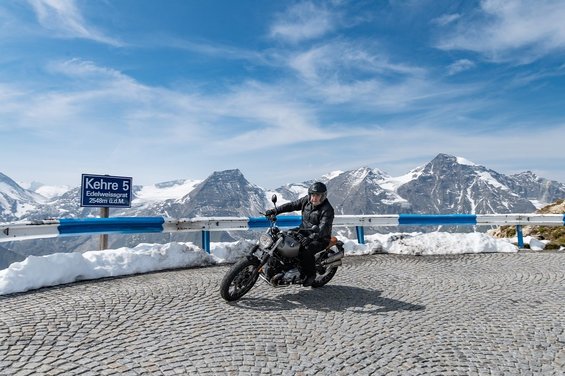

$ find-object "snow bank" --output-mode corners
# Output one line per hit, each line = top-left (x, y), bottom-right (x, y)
(0, 232), (523, 296)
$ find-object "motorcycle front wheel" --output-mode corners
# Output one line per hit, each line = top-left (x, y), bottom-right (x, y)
(220, 257), (260, 301)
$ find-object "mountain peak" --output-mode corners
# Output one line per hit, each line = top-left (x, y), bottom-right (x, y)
(511, 171), (539, 180)
(184, 169), (266, 217)
(0, 171), (43, 221)
(0, 172), (21, 187)
(210, 169), (244, 178)
(433, 153), (457, 162)
(399, 155), (539, 214)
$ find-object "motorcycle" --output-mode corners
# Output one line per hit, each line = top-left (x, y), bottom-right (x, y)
(220, 194), (345, 302)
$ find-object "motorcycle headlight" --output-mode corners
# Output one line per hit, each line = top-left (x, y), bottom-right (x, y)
(259, 234), (274, 249)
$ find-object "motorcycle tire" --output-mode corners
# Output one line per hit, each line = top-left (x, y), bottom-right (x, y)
(220, 257), (260, 301)
(311, 251), (339, 288)
(311, 266), (338, 288)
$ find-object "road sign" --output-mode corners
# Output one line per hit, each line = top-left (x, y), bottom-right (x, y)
(80, 174), (132, 208)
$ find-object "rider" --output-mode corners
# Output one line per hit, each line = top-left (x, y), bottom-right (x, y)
(265, 182), (335, 287)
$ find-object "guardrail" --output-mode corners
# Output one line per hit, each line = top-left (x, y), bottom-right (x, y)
(2, 214), (563, 252)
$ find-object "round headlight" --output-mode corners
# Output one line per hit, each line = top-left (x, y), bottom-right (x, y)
(259, 234), (274, 249)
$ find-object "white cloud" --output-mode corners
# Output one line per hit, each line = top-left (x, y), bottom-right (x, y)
(47, 58), (132, 83)
(284, 41), (438, 110)
(288, 42), (425, 82)
(161, 36), (271, 65)
(432, 13), (461, 26)
(447, 59), (476, 75)
(0, 59), (343, 152)
(270, 2), (336, 43)
(27, 0), (122, 46)
(437, 0), (565, 62)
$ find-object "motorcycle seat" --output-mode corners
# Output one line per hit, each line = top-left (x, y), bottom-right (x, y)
(326, 236), (338, 249)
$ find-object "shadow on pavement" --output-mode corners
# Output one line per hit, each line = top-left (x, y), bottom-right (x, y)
(231, 284), (425, 315)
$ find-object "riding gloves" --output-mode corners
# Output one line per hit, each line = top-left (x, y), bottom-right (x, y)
(300, 236), (312, 247)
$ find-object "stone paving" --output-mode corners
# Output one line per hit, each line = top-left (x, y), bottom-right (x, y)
(1, 251), (564, 375)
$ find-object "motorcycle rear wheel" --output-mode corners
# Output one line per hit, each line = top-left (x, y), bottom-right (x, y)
(311, 250), (339, 288)
(220, 257), (260, 301)
(311, 266), (338, 288)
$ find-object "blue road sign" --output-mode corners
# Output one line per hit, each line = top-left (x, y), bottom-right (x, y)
(80, 174), (132, 208)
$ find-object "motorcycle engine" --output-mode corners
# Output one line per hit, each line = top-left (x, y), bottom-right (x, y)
(281, 268), (301, 284)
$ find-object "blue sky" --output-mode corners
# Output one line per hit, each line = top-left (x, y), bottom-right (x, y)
(1, 0), (564, 189)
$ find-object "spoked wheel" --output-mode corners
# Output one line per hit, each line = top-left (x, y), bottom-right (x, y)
(311, 253), (339, 288)
(220, 257), (260, 301)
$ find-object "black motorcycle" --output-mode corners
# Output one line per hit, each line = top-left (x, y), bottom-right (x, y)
(220, 195), (344, 302)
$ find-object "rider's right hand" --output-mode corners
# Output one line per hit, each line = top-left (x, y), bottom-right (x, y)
(265, 209), (276, 217)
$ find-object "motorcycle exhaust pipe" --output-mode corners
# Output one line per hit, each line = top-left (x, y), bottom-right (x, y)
(259, 274), (271, 284)
(260, 273), (285, 287)
(323, 259), (342, 268)
(322, 250), (344, 266)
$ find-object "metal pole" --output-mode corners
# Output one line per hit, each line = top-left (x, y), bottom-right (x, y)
(516, 225), (524, 248)
(356, 226), (365, 245)
(201, 230), (211, 254)
(100, 207), (109, 250)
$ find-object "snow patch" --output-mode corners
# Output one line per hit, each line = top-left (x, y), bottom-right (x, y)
(0, 232), (521, 295)
(322, 170), (344, 181)
(456, 156), (478, 166)
(380, 167), (423, 191)
(133, 180), (201, 203)
(477, 171), (509, 191)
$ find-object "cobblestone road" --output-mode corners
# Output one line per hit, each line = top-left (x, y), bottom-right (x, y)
(1, 251), (564, 375)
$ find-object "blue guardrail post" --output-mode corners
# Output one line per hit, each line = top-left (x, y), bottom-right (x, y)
(201, 230), (211, 254)
(516, 225), (524, 248)
(356, 226), (365, 245)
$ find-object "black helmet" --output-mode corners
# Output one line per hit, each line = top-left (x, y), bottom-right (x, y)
(308, 182), (327, 203)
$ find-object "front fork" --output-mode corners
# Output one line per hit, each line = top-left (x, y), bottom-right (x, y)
(248, 245), (271, 280)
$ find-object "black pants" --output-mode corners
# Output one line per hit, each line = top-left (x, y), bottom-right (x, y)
(299, 239), (328, 276)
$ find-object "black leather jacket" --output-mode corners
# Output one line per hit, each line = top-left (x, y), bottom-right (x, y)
(275, 196), (335, 243)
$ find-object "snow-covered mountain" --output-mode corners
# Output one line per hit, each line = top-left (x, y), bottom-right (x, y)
(498, 171), (565, 209)
(2, 153), (565, 266)
(3, 154), (564, 223)
(0, 172), (46, 222)
(177, 169), (267, 217)
(396, 154), (539, 214)
(4, 154), (565, 222)
(327, 167), (410, 215)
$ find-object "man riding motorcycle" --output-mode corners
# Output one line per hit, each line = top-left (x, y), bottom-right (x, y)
(265, 182), (334, 287)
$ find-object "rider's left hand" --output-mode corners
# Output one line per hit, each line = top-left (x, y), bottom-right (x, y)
(300, 236), (312, 247)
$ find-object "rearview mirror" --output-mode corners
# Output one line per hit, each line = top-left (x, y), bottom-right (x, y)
(271, 194), (277, 204)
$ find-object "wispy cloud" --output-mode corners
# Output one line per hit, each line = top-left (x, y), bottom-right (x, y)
(159, 36), (270, 64)
(269, 1), (336, 43)
(27, 0), (122, 46)
(2, 1), (564, 186)
(47, 58), (132, 83)
(432, 13), (461, 26)
(1, 59), (341, 151)
(447, 59), (476, 75)
(288, 41), (425, 82)
(284, 41), (477, 112)
(436, 0), (565, 62)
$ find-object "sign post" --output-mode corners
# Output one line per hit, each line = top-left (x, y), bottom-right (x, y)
(99, 207), (110, 250)
(80, 174), (132, 250)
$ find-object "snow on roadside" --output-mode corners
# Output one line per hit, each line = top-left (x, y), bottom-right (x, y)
(0, 232), (522, 296)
